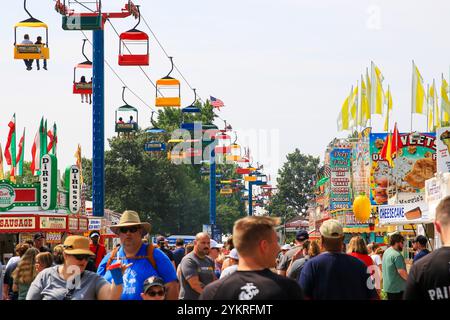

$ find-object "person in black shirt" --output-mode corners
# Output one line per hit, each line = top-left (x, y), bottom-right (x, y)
(157, 236), (175, 268)
(404, 196), (450, 300)
(33, 233), (51, 253)
(200, 216), (303, 300)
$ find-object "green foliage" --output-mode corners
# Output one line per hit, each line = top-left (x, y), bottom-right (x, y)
(267, 149), (320, 222)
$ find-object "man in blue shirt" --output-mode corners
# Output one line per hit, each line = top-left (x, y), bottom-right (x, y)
(172, 238), (185, 269)
(97, 210), (179, 300)
(299, 219), (378, 300)
(412, 235), (430, 263)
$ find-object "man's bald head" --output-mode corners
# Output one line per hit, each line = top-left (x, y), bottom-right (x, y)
(194, 232), (210, 258)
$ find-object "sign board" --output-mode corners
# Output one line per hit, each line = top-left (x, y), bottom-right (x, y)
(88, 218), (102, 231)
(330, 148), (352, 210)
(68, 217), (78, 231)
(46, 232), (63, 244)
(0, 216), (36, 231)
(436, 127), (450, 173)
(79, 218), (88, 231)
(379, 203), (432, 225)
(65, 165), (81, 214)
(40, 154), (58, 210)
(370, 132), (436, 205)
(0, 180), (39, 212)
(0, 183), (16, 211)
(39, 216), (67, 230)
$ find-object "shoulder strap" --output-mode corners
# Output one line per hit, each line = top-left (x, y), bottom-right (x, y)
(147, 243), (157, 271)
(106, 246), (120, 269)
(106, 244), (158, 272)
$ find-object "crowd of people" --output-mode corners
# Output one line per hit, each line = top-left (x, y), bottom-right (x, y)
(1, 195), (450, 300)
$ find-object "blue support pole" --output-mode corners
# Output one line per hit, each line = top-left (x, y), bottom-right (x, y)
(248, 182), (253, 216)
(209, 147), (216, 226)
(92, 29), (105, 217)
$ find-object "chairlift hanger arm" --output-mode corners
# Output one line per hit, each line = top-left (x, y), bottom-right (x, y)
(24, 0), (34, 19)
(81, 38), (91, 63)
(164, 56), (175, 78)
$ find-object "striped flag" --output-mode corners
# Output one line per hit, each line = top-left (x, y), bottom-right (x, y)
(47, 123), (57, 155)
(31, 118), (43, 175)
(441, 75), (450, 123)
(15, 129), (25, 176)
(0, 143), (4, 180)
(75, 144), (84, 186)
(5, 114), (16, 178)
(210, 96), (225, 109)
(324, 165), (331, 178)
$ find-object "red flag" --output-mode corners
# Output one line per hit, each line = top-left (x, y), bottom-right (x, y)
(31, 120), (43, 175)
(380, 132), (393, 167)
(391, 122), (403, 159)
(47, 130), (54, 153)
(5, 114), (16, 166)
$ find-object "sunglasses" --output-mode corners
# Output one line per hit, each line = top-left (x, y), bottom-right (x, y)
(146, 290), (165, 297)
(71, 254), (91, 261)
(119, 226), (140, 234)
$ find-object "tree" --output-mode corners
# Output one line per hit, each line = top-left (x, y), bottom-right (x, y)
(267, 149), (320, 222)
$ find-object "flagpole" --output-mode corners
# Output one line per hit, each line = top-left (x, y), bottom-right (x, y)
(411, 61), (414, 133)
(427, 84), (430, 132)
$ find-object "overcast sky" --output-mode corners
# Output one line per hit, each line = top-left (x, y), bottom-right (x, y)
(1, 0), (450, 183)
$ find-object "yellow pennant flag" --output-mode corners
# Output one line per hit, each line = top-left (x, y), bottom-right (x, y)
(412, 62), (426, 115)
(361, 76), (371, 126)
(349, 86), (359, 128)
(371, 62), (384, 115)
(383, 87), (393, 131)
(432, 80), (440, 129)
(337, 95), (350, 131)
(441, 76), (450, 123)
(75, 144), (84, 186)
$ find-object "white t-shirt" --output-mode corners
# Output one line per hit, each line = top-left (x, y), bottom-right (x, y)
(220, 265), (238, 279)
(371, 254), (382, 266)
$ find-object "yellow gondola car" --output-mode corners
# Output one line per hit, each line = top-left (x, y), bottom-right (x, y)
(167, 139), (185, 161)
(14, 19), (50, 60)
(155, 57), (181, 107)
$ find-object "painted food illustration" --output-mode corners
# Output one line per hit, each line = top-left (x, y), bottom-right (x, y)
(440, 130), (450, 153)
(405, 207), (422, 220)
(404, 158), (436, 189)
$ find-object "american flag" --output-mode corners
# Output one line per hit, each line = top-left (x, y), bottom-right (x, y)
(324, 165), (331, 178)
(210, 96), (224, 109)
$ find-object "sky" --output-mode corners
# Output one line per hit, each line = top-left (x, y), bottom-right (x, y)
(1, 0), (450, 185)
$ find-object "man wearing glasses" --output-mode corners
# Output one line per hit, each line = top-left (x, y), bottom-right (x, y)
(97, 210), (179, 300)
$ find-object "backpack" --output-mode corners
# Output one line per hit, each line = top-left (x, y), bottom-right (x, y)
(106, 243), (158, 271)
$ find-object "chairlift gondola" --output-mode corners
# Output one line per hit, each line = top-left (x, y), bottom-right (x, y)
(73, 39), (92, 95)
(155, 57), (181, 107)
(14, 0), (50, 61)
(115, 87), (138, 133)
(119, 5), (149, 66)
(57, 0), (103, 31)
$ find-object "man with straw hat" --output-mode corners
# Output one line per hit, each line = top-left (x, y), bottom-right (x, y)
(97, 210), (179, 300)
(26, 235), (128, 300)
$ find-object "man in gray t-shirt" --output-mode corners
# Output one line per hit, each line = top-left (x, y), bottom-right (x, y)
(277, 230), (309, 276)
(179, 232), (216, 300)
(27, 265), (109, 300)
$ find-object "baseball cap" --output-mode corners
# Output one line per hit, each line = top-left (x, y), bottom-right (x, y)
(281, 244), (291, 251)
(210, 239), (220, 249)
(33, 232), (44, 241)
(412, 235), (427, 246)
(319, 219), (344, 238)
(228, 248), (239, 260)
(89, 231), (100, 238)
(143, 276), (165, 293)
(296, 230), (309, 241)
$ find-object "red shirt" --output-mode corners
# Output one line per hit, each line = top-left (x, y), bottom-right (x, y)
(89, 243), (107, 268)
(348, 252), (374, 268)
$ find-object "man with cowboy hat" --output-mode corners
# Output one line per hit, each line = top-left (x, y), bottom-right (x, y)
(97, 210), (179, 300)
